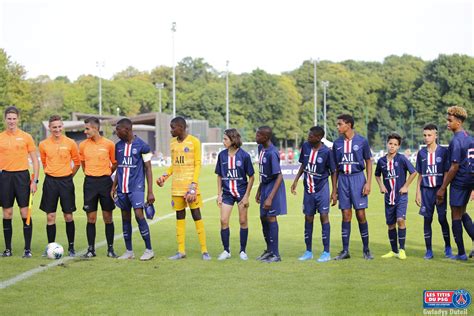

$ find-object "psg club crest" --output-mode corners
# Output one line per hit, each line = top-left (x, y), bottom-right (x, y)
(353, 144), (360, 151)
(436, 157), (442, 163)
(423, 289), (471, 309)
(263, 157), (267, 163)
(317, 157), (323, 163)
(184, 147), (190, 153)
(394, 161), (399, 167)
(236, 160), (242, 167)
(132, 148), (137, 155)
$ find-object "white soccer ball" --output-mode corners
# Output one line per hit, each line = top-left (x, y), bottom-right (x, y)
(46, 242), (64, 260)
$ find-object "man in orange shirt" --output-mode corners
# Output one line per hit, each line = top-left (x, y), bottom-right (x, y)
(79, 117), (118, 258)
(0, 106), (39, 258)
(39, 115), (80, 256)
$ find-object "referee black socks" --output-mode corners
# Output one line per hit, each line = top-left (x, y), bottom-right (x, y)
(86, 222), (96, 248)
(3, 219), (12, 250)
(66, 220), (75, 248)
(105, 222), (114, 249)
(22, 218), (32, 250)
(46, 224), (56, 243)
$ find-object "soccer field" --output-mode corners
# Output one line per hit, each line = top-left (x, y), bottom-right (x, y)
(0, 165), (472, 315)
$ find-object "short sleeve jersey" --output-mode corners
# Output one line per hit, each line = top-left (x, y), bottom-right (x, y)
(115, 136), (150, 193)
(375, 153), (416, 205)
(0, 129), (36, 171)
(332, 134), (372, 175)
(79, 137), (116, 177)
(299, 142), (336, 193)
(166, 135), (201, 196)
(448, 130), (472, 188)
(258, 144), (281, 185)
(415, 145), (449, 188)
(215, 148), (255, 197)
(39, 135), (80, 177)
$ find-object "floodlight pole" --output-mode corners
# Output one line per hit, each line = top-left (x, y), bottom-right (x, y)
(171, 22), (177, 118)
(155, 83), (164, 113)
(322, 81), (329, 136)
(225, 60), (229, 129)
(411, 107), (414, 149)
(313, 58), (319, 126)
(96, 61), (104, 116)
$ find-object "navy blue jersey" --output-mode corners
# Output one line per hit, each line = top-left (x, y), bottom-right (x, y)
(375, 153), (416, 205)
(115, 136), (150, 193)
(299, 142), (336, 193)
(333, 134), (372, 174)
(258, 144), (281, 185)
(215, 148), (255, 198)
(416, 145), (449, 188)
(449, 130), (473, 188)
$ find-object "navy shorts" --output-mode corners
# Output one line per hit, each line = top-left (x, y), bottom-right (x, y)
(385, 194), (408, 225)
(449, 185), (471, 207)
(40, 175), (76, 213)
(222, 192), (244, 206)
(114, 191), (145, 211)
(337, 172), (368, 210)
(259, 181), (287, 217)
(419, 187), (446, 218)
(303, 182), (330, 215)
(83, 176), (115, 212)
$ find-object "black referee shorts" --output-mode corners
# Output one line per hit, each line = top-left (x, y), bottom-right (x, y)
(0, 170), (30, 209)
(0, 172), (2, 207)
(83, 175), (115, 212)
(40, 175), (76, 213)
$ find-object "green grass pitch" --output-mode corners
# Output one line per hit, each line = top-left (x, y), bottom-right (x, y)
(0, 165), (472, 315)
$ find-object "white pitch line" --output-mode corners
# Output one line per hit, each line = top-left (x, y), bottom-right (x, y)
(0, 195), (218, 290)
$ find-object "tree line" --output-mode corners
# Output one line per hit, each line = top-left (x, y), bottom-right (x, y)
(0, 48), (472, 149)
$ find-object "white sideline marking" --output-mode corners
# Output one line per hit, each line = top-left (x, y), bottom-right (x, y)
(0, 195), (218, 290)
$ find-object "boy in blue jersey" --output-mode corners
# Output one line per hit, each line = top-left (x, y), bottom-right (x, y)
(215, 128), (255, 260)
(375, 133), (417, 260)
(436, 106), (474, 261)
(332, 114), (374, 260)
(291, 126), (337, 262)
(415, 124), (452, 259)
(255, 126), (287, 263)
(469, 137), (474, 258)
(111, 118), (155, 261)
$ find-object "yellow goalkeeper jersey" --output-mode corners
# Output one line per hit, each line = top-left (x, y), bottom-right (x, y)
(166, 134), (201, 196)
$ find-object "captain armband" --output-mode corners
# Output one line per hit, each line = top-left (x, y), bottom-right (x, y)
(142, 152), (153, 163)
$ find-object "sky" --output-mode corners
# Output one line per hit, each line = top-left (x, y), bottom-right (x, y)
(0, 0), (472, 80)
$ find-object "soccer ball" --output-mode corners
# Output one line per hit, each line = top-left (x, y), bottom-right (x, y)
(46, 242), (64, 260)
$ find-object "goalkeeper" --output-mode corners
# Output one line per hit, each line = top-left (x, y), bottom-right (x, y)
(156, 117), (210, 260)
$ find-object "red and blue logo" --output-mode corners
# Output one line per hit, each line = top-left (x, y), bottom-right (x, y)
(423, 290), (471, 309)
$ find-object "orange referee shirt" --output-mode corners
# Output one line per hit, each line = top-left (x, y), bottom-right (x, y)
(39, 135), (80, 177)
(79, 137), (116, 176)
(0, 129), (36, 171)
